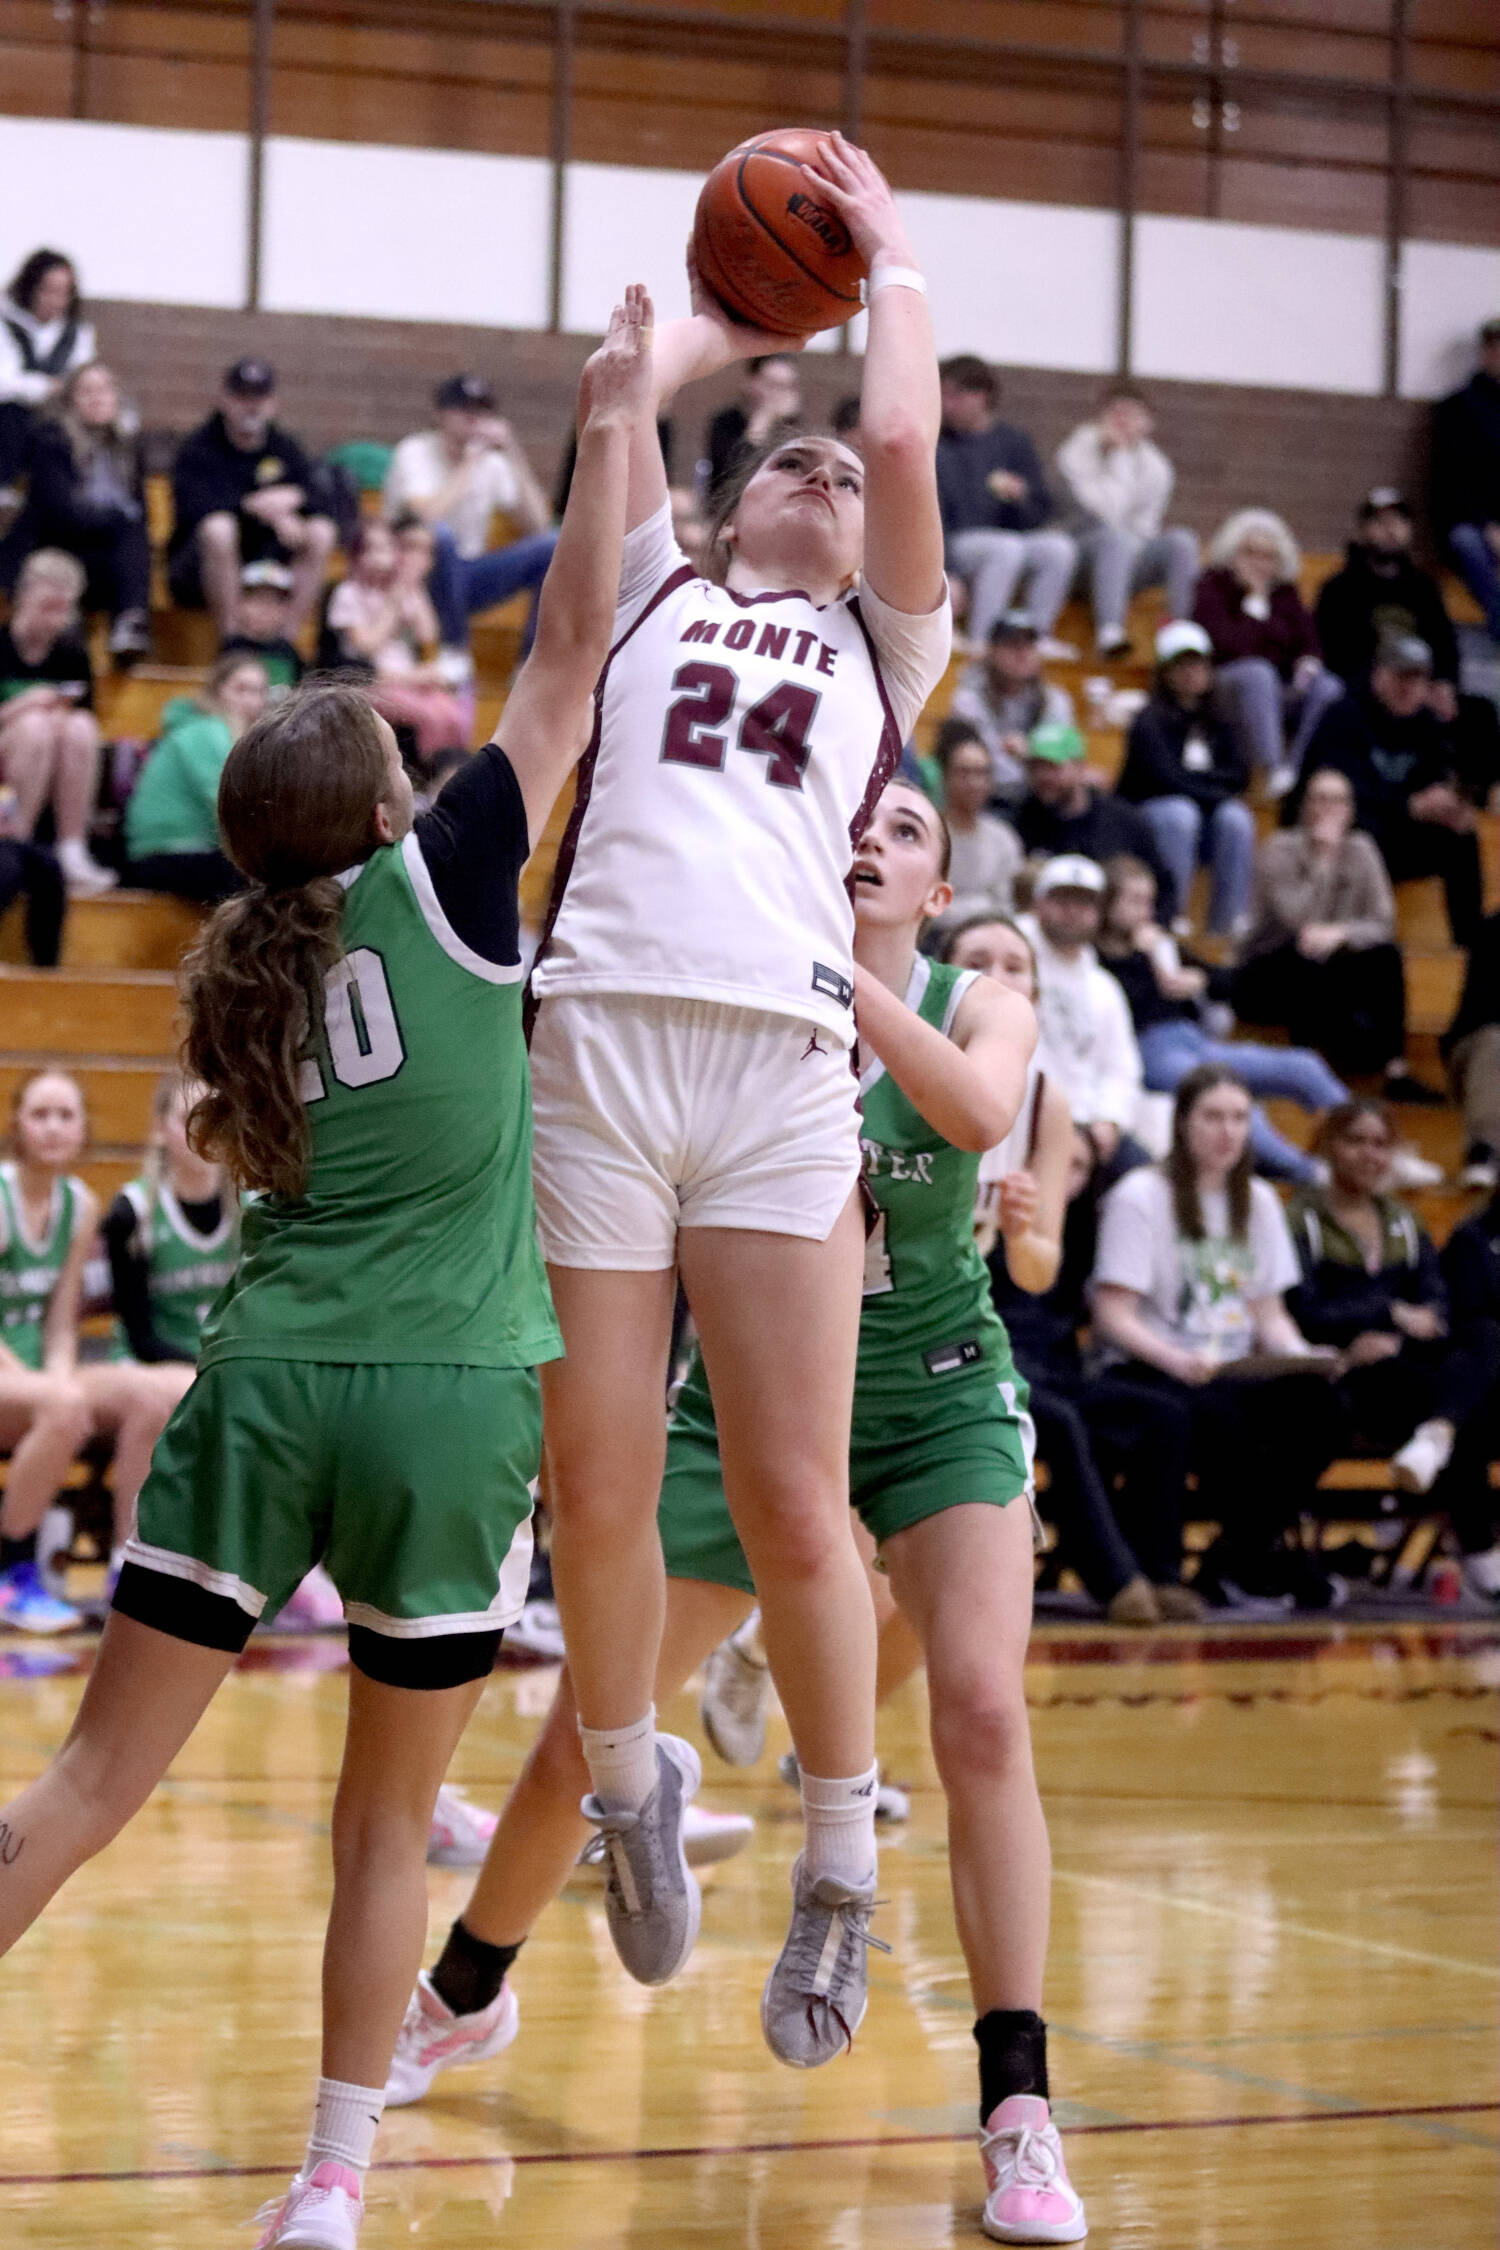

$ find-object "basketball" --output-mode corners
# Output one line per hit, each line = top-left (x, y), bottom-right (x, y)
(693, 127), (868, 337)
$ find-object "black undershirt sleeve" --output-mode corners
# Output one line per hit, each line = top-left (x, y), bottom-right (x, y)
(411, 743), (531, 968)
(101, 1193), (175, 1363)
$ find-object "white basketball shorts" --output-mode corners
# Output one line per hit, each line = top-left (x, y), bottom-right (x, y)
(529, 992), (863, 1270)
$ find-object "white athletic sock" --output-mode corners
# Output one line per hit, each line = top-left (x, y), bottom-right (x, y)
(800, 1764), (879, 1891)
(304, 2075), (384, 2177)
(730, 1609), (767, 1667)
(579, 1705), (658, 1812)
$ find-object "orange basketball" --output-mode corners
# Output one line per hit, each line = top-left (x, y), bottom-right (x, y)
(693, 127), (867, 338)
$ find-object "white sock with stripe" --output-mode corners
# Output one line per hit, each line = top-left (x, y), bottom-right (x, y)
(305, 2076), (385, 2177)
(579, 1705), (658, 1812)
(800, 1764), (879, 1890)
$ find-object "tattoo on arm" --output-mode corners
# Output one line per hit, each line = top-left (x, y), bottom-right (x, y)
(0, 1820), (25, 1867)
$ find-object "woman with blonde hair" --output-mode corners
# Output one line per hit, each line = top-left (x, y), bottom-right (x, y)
(0, 546), (113, 894)
(0, 1070), (194, 1633)
(2, 360), (150, 661)
(1193, 505), (1343, 795)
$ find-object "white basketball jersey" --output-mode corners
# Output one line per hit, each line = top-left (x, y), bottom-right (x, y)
(531, 504), (951, 1047)
(977, 1051), (1047, 1194)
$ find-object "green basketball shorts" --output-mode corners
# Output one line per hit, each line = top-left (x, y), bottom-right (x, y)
(658, 1371), (1035, 1592)
(112, 1358), (541, 1689)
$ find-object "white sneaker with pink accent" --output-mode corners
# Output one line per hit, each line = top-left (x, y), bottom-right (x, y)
(252, 2161), (364, 2249)
(426, 1784), (500, 1867)
(980, 2095), (1088, 2243)
(383, 1971), (519, 2108)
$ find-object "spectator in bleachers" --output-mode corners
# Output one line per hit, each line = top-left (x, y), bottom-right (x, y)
(169, 357), (337, 640)
(122, 653), (267, 902)
(0, 362), (150, 664)
(383, 373), (556, 683)
(0, 811), (64, 967)
(1439, 1189), (1500, 1598)
(1016, 855), (1145, 1176)
(218, 559), (304, 699)
(0, 1070), (194, 1633)
(1098, 854), (1344, 1186)
(0, 548), (113, 896)
(1429, 315), (1500, 645)
(1233, 765), (1437, 1103)
(947, 612), (1076, 801)
(1288, 1099), (1497, 1502)
(320, 518), (469, 765)
(1442, 908), (1500, 1193)
(1091, 1064), (1345, 1609)
(669, 485), (709, 575)
(1194, 507), (1344, 795)
(1298, 632), (1483, 948)
(956, 913), (1203, 1620)
(1315, 487), (1460, 707)
(936, 355), (1076, 654)
(1117, 620), (1254, 936)
(1055, 383), (1198, 658)
(703, 354), (803, 500)
(0, 250), (94, 486)
(1010, 719), (1177, 917)
(927, 720), (1023, 940)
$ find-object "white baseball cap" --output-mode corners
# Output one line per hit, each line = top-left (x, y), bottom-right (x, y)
(1154, 619), (1213, 663)
(1034, 854), (1106, 899)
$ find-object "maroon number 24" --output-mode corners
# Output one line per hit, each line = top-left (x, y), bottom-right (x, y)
(659, 662), (820, 791)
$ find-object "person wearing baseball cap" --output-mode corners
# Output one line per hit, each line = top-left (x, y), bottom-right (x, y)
(168, 355), (336, 639)
(1115, 619), (1253, 936)
(1314, 485), (1459, 711)
(946, 607), (1076, 802)
(1010, 716), (1181, 922)
(1290, 628), (1483, 948)
(383, 373), (556, 684)
(1430, 317), (1500, 643)
(1017, 856), (1145, 1176)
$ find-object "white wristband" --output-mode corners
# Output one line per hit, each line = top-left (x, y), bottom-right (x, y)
(865, 265), (927, 300)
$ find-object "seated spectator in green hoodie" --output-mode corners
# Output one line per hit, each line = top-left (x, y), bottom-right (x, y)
(123, 652), (267, 901)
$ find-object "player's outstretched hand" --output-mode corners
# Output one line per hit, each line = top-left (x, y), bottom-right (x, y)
(579, 283), (655, 428)
(685, 239), (810, 359)
(802, 131), (914, 270)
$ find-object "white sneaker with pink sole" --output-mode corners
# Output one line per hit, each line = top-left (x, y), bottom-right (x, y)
(253, 2161), (363, 2249)
(980, 2094), (1087, 2243)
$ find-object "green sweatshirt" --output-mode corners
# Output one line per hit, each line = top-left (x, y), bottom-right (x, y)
(125, 697), (233, 860)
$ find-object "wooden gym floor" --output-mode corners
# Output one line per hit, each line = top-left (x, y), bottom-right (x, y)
(0, 1620), (1495, 2248)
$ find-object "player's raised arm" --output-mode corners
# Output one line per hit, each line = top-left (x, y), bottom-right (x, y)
(803, 133), (944, 617)
(495, 284), (655, 840)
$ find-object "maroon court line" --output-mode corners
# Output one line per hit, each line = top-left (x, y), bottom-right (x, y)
(2, 2099), (1495, 2189)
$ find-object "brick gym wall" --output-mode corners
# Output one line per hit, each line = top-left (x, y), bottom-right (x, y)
(90, 297), (1434, 556)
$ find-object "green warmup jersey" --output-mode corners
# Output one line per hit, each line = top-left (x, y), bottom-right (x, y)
(115, 1178), (241, 1361)
(852, 953), (1021, 1431)
(0, 1161), (86, 1371)
(200, 832), (562, 1371)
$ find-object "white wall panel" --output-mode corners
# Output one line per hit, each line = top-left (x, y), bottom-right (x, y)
(0, 117), (246, 308)
(900, 192), (1120, 373)
(1135, 214), (1385, 394)
(1398, 241), (1500, 400)
(263, 140), (551, 326)
(562, 165), (700, 335)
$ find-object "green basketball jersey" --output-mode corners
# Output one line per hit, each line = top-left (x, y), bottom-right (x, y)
(671, 954), (1023, 1453)
(853, 954), (1017, 1420)
(116, 1178), (241, 1361)
(200, 833), (562, 1371)
(0, 1161), (85, 1371)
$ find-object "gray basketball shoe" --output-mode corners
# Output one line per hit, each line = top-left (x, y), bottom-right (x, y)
(581, 1733), (703, 1986)
(761, 1852), (890, 2068)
